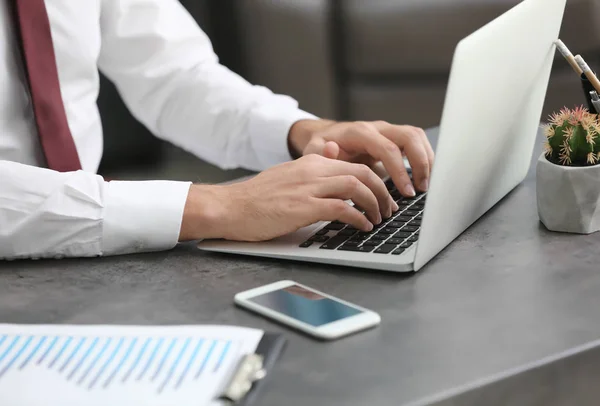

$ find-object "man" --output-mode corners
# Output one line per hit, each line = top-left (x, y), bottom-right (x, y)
(0, 0), (433, 260)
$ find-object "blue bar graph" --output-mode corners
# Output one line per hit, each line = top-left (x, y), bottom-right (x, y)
(151, 338), (177, 382)
(137, 338), (164, 381)
(175, 339), (203, 389)
(68, 337), (99, 381)
(0, 333), (240, 394)
(0, 336), (21, 365)
(20, 336), (47, 369)
(37, 336), (59, 365)
(214, 341), (232, 373)
(122, 337), (151, 383)
(78, 338), (112, 385)
(88, 337), (125, 389)
(60, 337), (86, 373)
(159, 337), (191, 393)
(195, 340), (217, 379)
(49, 336), (73, 369)
(0, 336), (33, 378)
(103, 338), (137, 388)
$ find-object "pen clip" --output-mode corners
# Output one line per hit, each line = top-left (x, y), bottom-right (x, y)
(219, 353), (266, 404)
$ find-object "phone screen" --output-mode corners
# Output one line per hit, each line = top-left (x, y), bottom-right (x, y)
(248, 284), (363, 327)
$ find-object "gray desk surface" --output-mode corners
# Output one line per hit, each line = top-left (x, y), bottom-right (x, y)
(2, 128), (600, 406)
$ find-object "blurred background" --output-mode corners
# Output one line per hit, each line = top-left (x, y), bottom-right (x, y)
(98, 0), (600, 182)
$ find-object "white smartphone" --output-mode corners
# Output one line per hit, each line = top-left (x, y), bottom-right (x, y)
(234, 280), (381, 340)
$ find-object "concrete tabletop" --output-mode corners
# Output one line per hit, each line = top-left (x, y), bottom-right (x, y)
(2, 127), (600, 406)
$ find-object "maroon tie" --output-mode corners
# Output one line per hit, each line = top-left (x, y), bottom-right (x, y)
(13, 0), (82, 172)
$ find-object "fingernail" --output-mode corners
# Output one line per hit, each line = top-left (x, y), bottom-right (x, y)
(392, 200), (399, 211)
(404, 184), (416, 197)
(377, 213), (382, 224)
(420, 178), (429, 191)
(366, 222), (374, 232)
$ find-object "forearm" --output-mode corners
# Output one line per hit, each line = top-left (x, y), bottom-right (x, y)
(0, 161), (190, 259)
(98, 0), (316, 172)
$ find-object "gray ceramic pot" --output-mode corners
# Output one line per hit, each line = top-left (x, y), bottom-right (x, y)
(537, 153), (600, 234)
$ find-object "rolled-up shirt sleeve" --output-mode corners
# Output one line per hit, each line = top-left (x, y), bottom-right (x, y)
(0, 161), (190, 259)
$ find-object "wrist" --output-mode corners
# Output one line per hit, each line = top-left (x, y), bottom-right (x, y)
(288, 119), (336, 159)
(179, 184), (230, 241)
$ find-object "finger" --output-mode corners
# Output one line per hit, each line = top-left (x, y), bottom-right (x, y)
(314, 175), (382, 225)
(317, 198), (373, 232)
(374, 123), (431, 193)
(304, 137), (355, 162)
(346, 124), (415, 198)
(316, 159), (393, 218)
(410, 126), (434, 189)
(303, 137), (327, 156)
(322, 141), (340, 160)
(415, 127), (435, 170)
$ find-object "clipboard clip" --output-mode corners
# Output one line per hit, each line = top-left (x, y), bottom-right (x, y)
(220, 354), (267, 404)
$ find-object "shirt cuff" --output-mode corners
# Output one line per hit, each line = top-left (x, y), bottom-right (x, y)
(247, 101), (318, 169)
(101, 180), (192, 255)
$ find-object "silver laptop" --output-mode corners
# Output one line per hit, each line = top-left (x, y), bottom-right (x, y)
(198, 0), (567, 273)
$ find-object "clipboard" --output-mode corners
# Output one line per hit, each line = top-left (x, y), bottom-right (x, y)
(219, 333), (287, 406)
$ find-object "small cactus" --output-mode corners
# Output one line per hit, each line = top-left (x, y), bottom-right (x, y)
(543, 106), (600, 166)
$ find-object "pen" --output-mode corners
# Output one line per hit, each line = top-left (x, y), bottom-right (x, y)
(555, 39), (583, 75)
(575, 55), (600, 94)
(590, 91), (600, 114)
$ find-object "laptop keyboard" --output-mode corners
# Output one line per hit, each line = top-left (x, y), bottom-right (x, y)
(299, 179), (425, 255)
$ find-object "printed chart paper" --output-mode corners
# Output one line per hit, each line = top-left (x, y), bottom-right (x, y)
(0, 324), (263, 406)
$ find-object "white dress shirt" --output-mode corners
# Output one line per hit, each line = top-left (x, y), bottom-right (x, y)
(0, 0), (315, 259)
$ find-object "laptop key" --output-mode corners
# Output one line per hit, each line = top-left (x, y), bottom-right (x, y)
(315, 229), (329, 236)
(362, 240), (380, 246)
(388, 221), (406, 228)
(299, 241), (313, 248)
(394, 231), (412, 239)
(375, 244), (398, 254)
(395, 215), (412, 222)
(411, 219), (422, 226)
(309, 235), (329, 243)
(403, 226), (419, 232)
(344, 240), (360, 247)
(399, 242), (413, 248)
(392, 248), (405, 255)
(325, 222), (345, 230)
(370, 234), (388, 241)
(320, 235), (350, 249)
(408, 235), (419, 242)
(404, 210), (419, 216)
(378, 227), (396, 235)
(338, 229), (357, 237)
(387, 238), (404, 245)
(339, 245), (376, 252)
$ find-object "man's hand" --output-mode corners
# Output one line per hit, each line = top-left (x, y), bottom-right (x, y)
(179, 155), (399, 242)
(288, 120), (435, 197)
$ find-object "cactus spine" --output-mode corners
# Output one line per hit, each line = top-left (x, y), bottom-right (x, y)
(544, 106), (600, 166)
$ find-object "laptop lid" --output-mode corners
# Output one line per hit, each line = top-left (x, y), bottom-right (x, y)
(414, 0), (567, 271)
